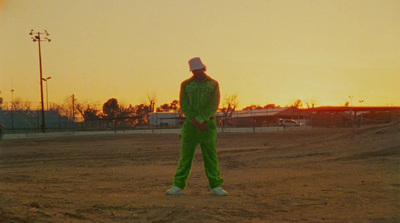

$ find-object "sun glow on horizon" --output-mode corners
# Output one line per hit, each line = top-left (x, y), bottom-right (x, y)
(1, 0), (399, 110)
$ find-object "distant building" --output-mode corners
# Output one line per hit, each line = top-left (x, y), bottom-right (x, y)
(149, 112), (181, 127)
(216, 106), (400, 128)
(306, 106), (400, 127)
(217, 107), (304, 127)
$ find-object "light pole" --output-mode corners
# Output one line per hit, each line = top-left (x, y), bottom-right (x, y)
(11, 89), (14, 109)
(42, 77), (51, 110)
(29, 29), (51, 133)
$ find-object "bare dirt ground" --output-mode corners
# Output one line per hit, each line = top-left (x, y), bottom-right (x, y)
(0, 123), (399, 223)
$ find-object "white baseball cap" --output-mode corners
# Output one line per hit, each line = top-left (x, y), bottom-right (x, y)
(188, 57), (206, 71)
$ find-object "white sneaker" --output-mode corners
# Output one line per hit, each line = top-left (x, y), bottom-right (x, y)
(210, 187), (227, 196)
(166, 186), (184, 195)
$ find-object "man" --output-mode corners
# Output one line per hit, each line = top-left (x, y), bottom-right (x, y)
(166, 57), (227, 196)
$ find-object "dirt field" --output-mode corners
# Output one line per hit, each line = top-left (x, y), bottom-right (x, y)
(0, 123), (399, 223)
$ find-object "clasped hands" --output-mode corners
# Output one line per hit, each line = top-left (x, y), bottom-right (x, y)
(191, 118), (207, 131)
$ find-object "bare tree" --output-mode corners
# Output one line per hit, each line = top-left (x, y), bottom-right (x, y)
(137, 92), (156, 124)
(219, 93), (238, 125)
(12, 98), (32, 111)
(146, 92), (156, 113)
(305, 99), (317, 109)
(56, 96), (79, 121)
(76, 100), (101, 122)
(292, 99), (303, 108)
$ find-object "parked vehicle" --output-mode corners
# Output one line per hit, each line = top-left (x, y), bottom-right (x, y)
(277, 119), (300, 127)
(149, 112), (180, 127)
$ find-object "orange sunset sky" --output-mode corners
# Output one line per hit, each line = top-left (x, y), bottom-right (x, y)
(1, 0), (399, 109)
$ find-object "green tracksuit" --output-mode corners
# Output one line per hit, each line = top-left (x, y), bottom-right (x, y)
(172, 75), (224, 189)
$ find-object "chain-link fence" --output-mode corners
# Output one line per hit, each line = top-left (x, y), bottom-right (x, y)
(0, 109), (76, 133)
(1, 101), (398, 134)
(0, 101), (162, 134)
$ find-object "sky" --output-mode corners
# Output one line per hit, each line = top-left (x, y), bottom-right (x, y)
(1, 0), (399, 109)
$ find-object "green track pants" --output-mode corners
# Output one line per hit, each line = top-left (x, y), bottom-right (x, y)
(173, 119), (223, 189)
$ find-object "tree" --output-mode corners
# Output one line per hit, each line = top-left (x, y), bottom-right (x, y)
(136, 93), (157, 124)
(12, 98), (32, 111)
(102, 98), (139, 128)
(243, 104), (262, 110)
(219, 93), (239, 125)
(102, 98), (119, 119)
(292, 99), (303, 108)
(169, 100), (180, 112)
(119, 104), (137, 126)
(305, 100), (316, 109)
(156, 100), (180, 112)
(0, 91), (3, 110)
(263, 104), (276, 109)
(135, 104), (153, 126)
(56, 96), (79, 121)
(157, 103), (171, 112)
(146, 92), (156, 113)
(76, 101), (101, 122)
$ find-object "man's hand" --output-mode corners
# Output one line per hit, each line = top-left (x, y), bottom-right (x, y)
(192, 118), (207, 131)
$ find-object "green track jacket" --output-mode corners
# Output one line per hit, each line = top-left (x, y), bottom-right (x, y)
(180, 75), (220, 124)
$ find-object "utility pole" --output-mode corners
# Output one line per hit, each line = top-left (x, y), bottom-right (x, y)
(29, 29), (51, 133)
